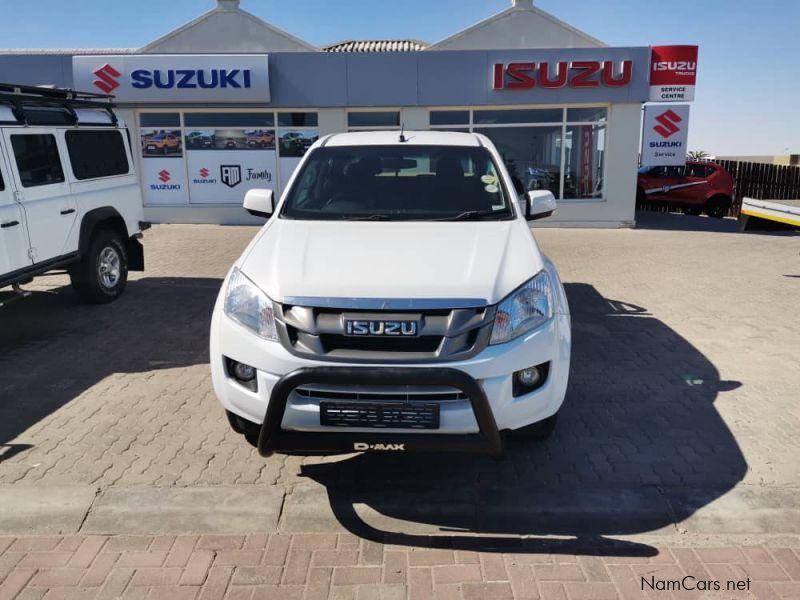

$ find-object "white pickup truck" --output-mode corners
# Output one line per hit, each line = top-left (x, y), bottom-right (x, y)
(210, 130), (571, 457)
(0, 83), (147, 305)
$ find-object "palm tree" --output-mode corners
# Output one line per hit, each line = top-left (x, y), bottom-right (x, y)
(687, 150), (710, 160)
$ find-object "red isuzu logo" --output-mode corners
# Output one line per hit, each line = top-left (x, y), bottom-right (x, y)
(653, 109), (683, 138)
(493, 60), (633, 90)
(650, 46), (698, 86)
(92, 63), (122, 93)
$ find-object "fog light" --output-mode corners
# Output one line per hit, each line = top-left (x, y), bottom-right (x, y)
(516, 367), (541, 387)
(225, 357), (257, 392)
(233, 362), (256, 381)
(512, 362), (550, 397)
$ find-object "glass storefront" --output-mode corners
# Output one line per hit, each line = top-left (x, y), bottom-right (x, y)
(138, 111), (318, 206)
(430, 107), (607, 200)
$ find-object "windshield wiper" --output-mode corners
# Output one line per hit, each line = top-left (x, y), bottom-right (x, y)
(345, 214), (392, 221)
(435, 210), (505, 221)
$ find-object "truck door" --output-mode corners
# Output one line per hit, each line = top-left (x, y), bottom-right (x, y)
(2, 129), (78, 264)
(0, 139), (31, 276)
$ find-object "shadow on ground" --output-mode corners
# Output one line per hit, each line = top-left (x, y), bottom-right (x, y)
(299, 283), (747, 556)
(635, 210), (797, 235)
(0, 277), (221, 461)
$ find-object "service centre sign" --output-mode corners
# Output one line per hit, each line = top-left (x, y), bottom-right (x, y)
(649, 45), (698, 102)
(641, 104), (691, 166)
(72, 55), (270, 103)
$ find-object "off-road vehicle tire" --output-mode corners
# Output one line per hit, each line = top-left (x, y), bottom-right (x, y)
(509, 412), (558, 442)
(70, 229), (128, 304)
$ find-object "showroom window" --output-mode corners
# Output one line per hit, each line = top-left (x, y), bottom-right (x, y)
(430, 107), (608, 200)
(138, 110), (317, 207)
(347, 111), (401, 130)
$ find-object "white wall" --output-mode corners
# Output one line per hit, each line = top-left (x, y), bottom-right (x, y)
(430, 8), (604, 51)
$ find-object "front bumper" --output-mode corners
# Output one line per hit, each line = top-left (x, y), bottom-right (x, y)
(259, 367), (503, 457)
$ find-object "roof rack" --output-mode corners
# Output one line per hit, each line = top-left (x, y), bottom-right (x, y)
(0, 82), (117, 126)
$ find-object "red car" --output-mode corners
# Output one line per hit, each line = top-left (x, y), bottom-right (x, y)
(637, 161), (734, 217)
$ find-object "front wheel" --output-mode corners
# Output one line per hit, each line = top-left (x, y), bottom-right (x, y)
(508, 412), (558, 442)
(705, 196), (729, 218)
(70, 229), (128, 303)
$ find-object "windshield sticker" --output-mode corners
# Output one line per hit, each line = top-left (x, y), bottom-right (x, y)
(481, 174), (497, 185)
(484, 184), (499, 193)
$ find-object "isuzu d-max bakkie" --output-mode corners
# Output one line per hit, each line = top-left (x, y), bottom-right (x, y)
(210, 131), (571, 457)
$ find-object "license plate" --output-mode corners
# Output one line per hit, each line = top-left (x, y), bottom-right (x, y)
(320, 401), (439, 429)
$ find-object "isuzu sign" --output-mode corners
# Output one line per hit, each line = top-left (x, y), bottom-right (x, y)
(493, 60), (633, 90)
(649, 45), (698, 102)
(72, 55), (270, 103)
(641, 104), (691, 167)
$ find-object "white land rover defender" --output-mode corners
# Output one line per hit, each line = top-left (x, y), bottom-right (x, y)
(0, 83), (147, 305)
(210, 131), (571, 457)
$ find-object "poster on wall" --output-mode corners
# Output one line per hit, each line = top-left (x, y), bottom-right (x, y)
(641, 104), (690, 167)
(141, 158), (189, 205)
(277, 130), (318, 191)
(140, 129), (188, 204)
(185, 127), (278, 204)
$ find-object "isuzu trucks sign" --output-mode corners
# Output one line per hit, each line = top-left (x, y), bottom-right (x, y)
(649, 46), (698, 102)
(641, 104), (690, 166)
(72, 55), (270, 103)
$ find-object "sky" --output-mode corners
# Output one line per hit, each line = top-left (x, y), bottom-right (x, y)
(1, 0), (798, 156)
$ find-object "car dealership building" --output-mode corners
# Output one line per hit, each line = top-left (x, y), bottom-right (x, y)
(0, 0), (697, 227)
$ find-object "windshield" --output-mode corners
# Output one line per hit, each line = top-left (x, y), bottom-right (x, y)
(281, 145), (514, 221)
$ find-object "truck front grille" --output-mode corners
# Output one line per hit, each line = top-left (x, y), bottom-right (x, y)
(274, 302), (494, 363)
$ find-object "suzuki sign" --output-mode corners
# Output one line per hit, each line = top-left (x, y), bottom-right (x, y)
(641, 104), (690, 167)
(72, 55), (270, 103)
(649, 46), (698, 102)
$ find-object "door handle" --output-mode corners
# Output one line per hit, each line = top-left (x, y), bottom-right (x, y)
(1, 220), (20, 229)
(60, 208), (76, 215)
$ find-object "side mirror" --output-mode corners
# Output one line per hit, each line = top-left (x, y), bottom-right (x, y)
(243, 188), (274, 218)
(525, 190), (556, 221)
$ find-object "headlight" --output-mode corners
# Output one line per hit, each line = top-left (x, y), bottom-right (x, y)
(224, 267), (278, 341)
(490, 271), (552, 345)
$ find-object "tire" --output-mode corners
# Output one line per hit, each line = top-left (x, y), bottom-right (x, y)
(635, 187), (645, 210)
(705, 196), (729, 218)
(509, 412), (558, 442)
(69, 229), (128, 304)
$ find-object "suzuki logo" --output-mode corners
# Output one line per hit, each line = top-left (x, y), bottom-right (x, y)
(158, 170), (171, 183)
(653, 109), (682, 138)
(93, 63), (121, 93)
(199, 168), (209, 178)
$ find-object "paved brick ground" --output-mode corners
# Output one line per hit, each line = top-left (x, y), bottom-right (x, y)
(1, 533), (799, 599)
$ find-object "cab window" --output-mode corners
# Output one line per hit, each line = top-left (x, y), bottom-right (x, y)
(65, 130), (130, 180)
(10, 134), (65, 187)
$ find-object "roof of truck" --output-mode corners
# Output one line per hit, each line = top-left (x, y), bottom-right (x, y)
(323, 130), (483, 148)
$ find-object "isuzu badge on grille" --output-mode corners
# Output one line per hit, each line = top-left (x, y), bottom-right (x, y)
(344, 320), (418, 336)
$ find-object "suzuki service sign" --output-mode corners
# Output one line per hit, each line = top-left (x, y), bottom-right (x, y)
(641, 104), (690, 167)
(72, 55), (270, 103)
(649, 45), (698, 102)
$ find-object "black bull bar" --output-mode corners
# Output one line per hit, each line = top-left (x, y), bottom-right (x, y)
(257, 367), (503, 457)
